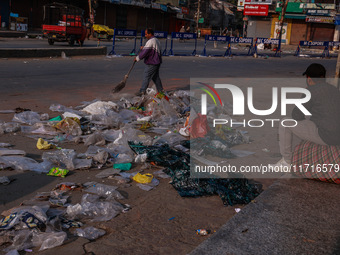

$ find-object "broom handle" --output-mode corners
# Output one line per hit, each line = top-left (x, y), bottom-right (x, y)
(126, 60), (136, 78)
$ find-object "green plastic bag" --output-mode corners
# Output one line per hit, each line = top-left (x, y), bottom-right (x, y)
(113, 163), (132, 171)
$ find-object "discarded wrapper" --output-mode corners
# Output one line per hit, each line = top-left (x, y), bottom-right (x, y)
(47, 167), (69, 178)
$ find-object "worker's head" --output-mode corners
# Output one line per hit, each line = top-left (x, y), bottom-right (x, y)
(303, 63), (326, 86)
(145, 28), (154, 39)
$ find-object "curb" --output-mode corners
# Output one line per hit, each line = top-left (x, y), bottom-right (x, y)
(0, 47), (107, 58)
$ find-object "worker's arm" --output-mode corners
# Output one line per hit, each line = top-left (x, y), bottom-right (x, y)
(136, 39), (154, 62)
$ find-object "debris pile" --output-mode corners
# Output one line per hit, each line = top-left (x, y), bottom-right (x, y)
(0, 88), (262, 252)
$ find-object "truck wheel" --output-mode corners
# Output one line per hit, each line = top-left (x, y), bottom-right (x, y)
(48, 39), (54, 45)
(68, 36), (75, 46)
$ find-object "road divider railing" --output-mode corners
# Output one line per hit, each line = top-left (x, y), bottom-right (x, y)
(200, 35), (229, 57)
(168, 32), (197, 56)
(295, 41), (332, 58)
(109, 29), (137, 56)
(252, 38), (281, 57)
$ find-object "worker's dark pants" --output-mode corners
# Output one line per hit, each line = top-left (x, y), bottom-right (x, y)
(140, 64), (164, 92)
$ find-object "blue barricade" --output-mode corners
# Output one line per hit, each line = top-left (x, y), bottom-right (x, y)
(140, 30), (168, 56)
(168, 32), (197, 56)
(225, 37), (253, 56)
(109, 29), (138, 56)
(295, 41), (330, 58)
(200, 35), (229, 57)
(252, 38), (281, 57)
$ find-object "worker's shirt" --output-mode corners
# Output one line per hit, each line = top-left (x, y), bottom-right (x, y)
(136, 36), (162, 65)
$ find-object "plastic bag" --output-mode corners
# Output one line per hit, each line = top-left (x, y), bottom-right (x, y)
(136, 178), (159, 191)
(42, 149), (77, 170)
(0, 156), (41, 171)
(92, 151), (108, 164)
(0, 122), (20, 133)
(50, 104), (82, 116)
(102, 130), (122, 142)
(113, 153), (133, 164)
(74, 158), (93, 169)
(67, 194), (125, 222)
(82, 101), (118, 115)
(36, 138), (55, 150)
(32, 231), (67, 251)
(132, 173), (153, 184)
(84, 183), (123, 199)
(54, 117), (82, 136)
(12, 111), (41, 125)
(153, 131), (186, 147)
(75, 226), (106, 240)
(113, 163), (131, 171)
(90, 111), (122, 128)
(190, 113), (209, 138)
(135, 153), (147, 163)
(84, 133), (106, 147)
(118, 109), (139, 123)
(95, 168), (121, 179)
(0, 176), (11, 185)
(8, 230), (34, 251)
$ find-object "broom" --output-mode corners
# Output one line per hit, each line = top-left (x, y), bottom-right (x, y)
(112, 59), (137, 93)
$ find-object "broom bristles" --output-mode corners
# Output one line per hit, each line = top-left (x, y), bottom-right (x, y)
(112, 80), (126, 93)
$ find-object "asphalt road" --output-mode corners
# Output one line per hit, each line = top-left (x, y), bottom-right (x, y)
(0, 37), (335, 57)
(0, 55), (337, 112)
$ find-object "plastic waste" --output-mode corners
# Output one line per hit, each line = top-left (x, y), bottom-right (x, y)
(0, 143), (12, 148)
(47, 167), (69, 178)
(92, 150), (108, 164)
(40, 113), (50, 121)
(95, 168), (121, 179)
(84, 132), (106, 147)
(74, 226), (106, 240)
(54, 117), (82, 136)
(67, 194), (125, 222)
(132, 173), (153, 184)
(5, 250), (20, 255)
(32, 231), (67, 251)
(49, 116), (62, 122)
(154, 169), (171, 179)
(42, 149), (77, 170)
(12, 111), (41, 125)
(118, 109), (139, 122)
(74, 158), (93, 169)
(113, 163), (131, 171)
(134, 153), (147, 163)
(136, 177), (159, 191)
(8, 229), (34, 251)
(0, 149), (26, 156)
(0, 176), (11, 185)
(153, 131), (186, 147)
(113, 153), (133, 164)
(0, 122), (21, 133)
(0, 156), (49, 172)
(36, 138), (55, 150)
(82, 101), (118, 115)
(62, 112), (82, 119)
(84, 183), (123, 199)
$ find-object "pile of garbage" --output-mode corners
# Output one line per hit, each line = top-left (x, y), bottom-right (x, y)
(0, 181), (128, 253)
(0, 87), (262, 252)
